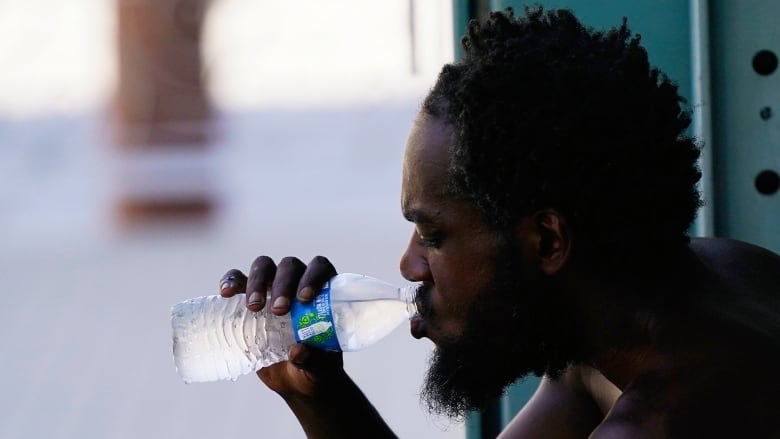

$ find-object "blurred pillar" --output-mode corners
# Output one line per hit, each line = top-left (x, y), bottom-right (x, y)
(112, 0), (215, 229)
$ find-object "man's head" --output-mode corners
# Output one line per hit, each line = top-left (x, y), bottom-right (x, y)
(401, 7), (704, 419)
(401, 113), (585, 419)
(423, 6), (703, 281)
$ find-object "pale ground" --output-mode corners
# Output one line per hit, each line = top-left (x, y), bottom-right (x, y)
(0, 1), (466, 438)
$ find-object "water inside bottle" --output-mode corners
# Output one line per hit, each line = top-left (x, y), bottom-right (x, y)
(173, 294), (264, 383)
(332, 298), (410, 351)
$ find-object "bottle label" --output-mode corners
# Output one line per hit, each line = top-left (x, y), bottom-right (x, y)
(290, 280), (341, 351)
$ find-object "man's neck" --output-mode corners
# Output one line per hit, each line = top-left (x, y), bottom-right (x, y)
(563, 245), (711, 390)
(558, 266), (680, 390)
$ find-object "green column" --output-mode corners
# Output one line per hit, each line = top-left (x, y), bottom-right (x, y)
(709, 0), (780, 253)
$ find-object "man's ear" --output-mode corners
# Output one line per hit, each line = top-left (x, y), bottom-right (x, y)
(533, 209), (571, 275)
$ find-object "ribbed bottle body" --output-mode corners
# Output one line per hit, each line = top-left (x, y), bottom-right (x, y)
(171, 294), (295, 383)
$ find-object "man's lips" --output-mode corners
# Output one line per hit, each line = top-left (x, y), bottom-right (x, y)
(410, 314), (426, 339)
(409, 282), (432, 339)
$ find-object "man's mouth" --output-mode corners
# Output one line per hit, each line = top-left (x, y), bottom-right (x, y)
(409, 282), (433, 339)
(410, 314), (427, 339)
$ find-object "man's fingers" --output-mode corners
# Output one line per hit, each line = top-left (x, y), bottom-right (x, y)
(296, 256), (337, 302)
(288, 343), (344, 374)
(246, 256), (277, 311)
(219, 269), (247, 297)
(226, 255), (337, 315)
(268, 257), (307, 315)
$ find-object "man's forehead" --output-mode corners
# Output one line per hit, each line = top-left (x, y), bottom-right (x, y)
(403, 116), (453, 184)
(400, 114), (456, 215)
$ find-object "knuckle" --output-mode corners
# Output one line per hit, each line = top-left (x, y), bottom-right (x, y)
(223, 268), (242, 279)
(309, 255), (331, 267)
(251, 255), (275, 272)
(279, 256), (305, 269)
(248, 257), (275, 293)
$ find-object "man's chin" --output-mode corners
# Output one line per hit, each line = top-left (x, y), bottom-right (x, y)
(420, 343), (575, 420)
(419, 353), (489, 420)
(419, 342), (536, 419)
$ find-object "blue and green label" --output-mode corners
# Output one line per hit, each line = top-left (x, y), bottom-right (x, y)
(290, 280), (341, 351)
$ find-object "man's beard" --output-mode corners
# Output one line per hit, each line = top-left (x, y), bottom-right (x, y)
(419, 243), (585, 420)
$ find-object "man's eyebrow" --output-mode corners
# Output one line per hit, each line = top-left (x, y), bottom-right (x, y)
(402, 208), (438, 224)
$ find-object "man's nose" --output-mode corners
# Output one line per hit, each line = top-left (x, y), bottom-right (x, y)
(399, 232), (431, 282)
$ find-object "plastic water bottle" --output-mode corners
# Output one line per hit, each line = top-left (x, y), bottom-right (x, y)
(171, 273), (419, 383)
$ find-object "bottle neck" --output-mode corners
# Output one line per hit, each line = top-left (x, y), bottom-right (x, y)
(399, 284), (419, 317)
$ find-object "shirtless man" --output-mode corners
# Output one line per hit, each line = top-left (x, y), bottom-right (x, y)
(219, 7), (780, 438)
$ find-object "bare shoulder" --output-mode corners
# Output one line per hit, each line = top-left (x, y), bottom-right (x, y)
(586, 366), (780, 438)
(577, 365), (621, 414)
(690, 237), (780, 272)
(589, 419), (656, 439)
(689, 237), (780, 293)
(588, 379), (668, 439)
(499, 365), (617, 439)
(515, 374), (665, 439)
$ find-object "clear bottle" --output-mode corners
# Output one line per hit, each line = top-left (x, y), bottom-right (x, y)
(171, 273), (418, 383)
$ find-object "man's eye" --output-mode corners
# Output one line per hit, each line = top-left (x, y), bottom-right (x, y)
(417, 235), (442, 248)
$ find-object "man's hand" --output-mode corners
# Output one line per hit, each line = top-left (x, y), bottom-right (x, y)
(218, 255), (343, 398)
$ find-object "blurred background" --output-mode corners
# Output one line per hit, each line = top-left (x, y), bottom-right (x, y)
(0, 0), (460, 438)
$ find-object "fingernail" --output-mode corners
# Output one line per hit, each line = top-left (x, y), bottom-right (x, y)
(272, 296), (290, 310)
(220, 280), (235, 292)
(297, 286), (315, 302)
(248, 291), (263, 305)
